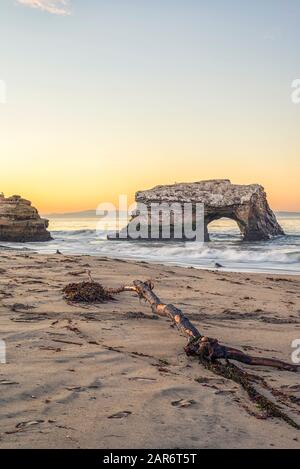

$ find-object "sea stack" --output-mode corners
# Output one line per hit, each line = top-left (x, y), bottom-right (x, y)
(111, 180), (284, 242)
(0, 193), (51, 242)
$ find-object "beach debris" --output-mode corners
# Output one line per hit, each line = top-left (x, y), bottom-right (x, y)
(39, 346), (62, 352)
(109, 279), (300, 429)
(16, 420), (44, 429)
(0, 379), (19, 385)
(56, 249), (62, 255)
(51, 338), (83, 346)
(171, 399), (196, 408)
(108, 411), (132, 419)
(65, 323), (84, 337)
(68, 270), (86, 277)
(7, 419), (45, 433)
(10, 303), (35, 312)
(128, 377), (157, 381)
(63, 281), (114, 303)
(66, 386), (83, 392)
(157, 367), (172, 374)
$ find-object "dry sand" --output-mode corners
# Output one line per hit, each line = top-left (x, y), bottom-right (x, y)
(0, 249), (299, 448)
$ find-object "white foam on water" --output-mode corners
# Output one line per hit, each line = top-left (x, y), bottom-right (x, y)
(1, 215), (300, 274)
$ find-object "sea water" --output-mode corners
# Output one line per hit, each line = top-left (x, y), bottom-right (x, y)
(1, 213), (299, 275)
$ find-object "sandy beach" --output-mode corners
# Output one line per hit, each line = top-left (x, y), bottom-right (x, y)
(0, 249), (299, 448)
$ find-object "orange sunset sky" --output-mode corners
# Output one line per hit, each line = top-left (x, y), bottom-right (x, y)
(1, 0), (299, 213)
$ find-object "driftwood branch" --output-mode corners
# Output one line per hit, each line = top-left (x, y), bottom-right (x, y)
(109, 280), (298, 372)
(107, 279), (299, 429)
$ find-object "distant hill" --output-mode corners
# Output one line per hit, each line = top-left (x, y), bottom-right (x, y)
(45, 210), (97, 218)
(45, 210), (129, 218)
(276, 211), (300, 218)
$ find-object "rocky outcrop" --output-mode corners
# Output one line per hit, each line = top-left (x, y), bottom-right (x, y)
(114, 180), (284, 242)
(0, 194), (51, 242)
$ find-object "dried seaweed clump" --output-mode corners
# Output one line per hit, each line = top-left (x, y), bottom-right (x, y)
(63, 282), (114, 303)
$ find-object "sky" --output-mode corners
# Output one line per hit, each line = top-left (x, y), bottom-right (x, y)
(0, 0), (299, 213)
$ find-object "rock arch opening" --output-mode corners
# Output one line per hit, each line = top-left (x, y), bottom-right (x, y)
(206, 216), (242, 240)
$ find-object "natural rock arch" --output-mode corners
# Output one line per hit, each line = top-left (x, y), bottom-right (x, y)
(111, 180), (284, 242)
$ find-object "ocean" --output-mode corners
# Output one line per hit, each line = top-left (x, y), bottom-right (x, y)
(1, 213), (300, 275)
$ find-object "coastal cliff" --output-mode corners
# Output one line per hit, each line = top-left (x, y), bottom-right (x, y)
(0, 193), (51, 242)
